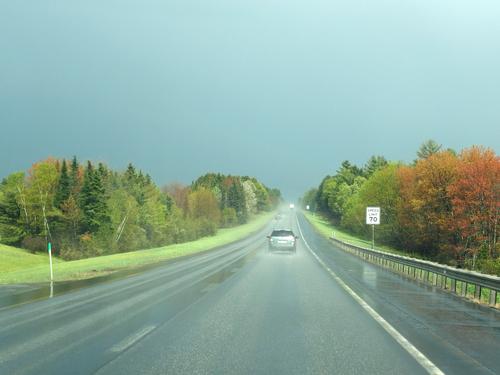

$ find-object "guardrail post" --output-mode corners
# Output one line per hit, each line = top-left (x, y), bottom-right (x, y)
(489, 290), (497, 306)
(474, 285), (481, 301)
(450, 279), (456, 293)
(461, 282), (467, 297)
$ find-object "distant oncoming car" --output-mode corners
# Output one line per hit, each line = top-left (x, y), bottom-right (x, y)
(267, 229), (298, 252)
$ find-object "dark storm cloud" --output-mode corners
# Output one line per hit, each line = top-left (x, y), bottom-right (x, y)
(1, 0), (499, 199)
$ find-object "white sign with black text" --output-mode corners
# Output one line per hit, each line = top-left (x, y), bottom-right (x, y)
(366, 207), (381, 225)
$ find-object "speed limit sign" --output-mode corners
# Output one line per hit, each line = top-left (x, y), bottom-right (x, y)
(366, 207), (380, 225)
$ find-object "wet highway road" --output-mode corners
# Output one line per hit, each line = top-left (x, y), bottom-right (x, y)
(0, 212), (499, 374)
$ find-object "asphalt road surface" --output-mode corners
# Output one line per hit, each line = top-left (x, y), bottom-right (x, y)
(0, 211), (499, 374)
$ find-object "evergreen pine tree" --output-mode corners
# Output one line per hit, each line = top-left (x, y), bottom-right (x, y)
(97, 162), (107, 179)
(363, 156), (388, 177)
(97, 162), (109, 191)
(79, 161), (109, 233)
(0, 173), (26, 244)
(54, 159), (71, 208)
(91, 166), (110, 229)
(136, 171), (146, 205)
(125, 163), (136, 183)
(70, 156), (80, 194)
(79, 161), (94, 233)
(417, 140), (442, 160)
(227, 181), (248, 224)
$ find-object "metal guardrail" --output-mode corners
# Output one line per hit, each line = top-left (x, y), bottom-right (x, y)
(329, 237), (500, 308)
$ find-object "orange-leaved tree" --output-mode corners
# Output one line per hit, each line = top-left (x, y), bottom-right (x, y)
(448, 147), (500, 267)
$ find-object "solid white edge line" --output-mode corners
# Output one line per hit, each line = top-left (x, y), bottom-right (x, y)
(296, 216), (445, 375)
(110, 325), (156, 353)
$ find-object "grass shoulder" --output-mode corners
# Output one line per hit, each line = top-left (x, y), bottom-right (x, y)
(0, 212), (274, 284)
(0, 244), (65, 274)
(302, 211), (422, 259)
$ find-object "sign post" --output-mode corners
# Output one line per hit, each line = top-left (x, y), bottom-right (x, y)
(372, 225), (375, 250)
(366, 207), (381, 249)
(48, 242), (53, 282)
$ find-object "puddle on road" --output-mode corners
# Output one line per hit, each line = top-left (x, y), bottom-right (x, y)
(362, 264), (377, 286)
(197, 247), (258, 296)
(0, 267), (147, 309)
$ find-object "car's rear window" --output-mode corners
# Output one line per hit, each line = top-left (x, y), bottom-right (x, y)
(271, 230), (294, 237)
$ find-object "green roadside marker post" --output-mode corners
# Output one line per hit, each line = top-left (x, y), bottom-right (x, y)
(48, 242), (54, 282)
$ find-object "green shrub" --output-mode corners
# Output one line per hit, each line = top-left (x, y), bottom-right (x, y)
(21, 236), (46, 253)
(477, 258), (500, 276)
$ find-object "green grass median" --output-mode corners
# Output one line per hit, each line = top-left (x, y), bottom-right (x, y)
(0, 212), (274, 284)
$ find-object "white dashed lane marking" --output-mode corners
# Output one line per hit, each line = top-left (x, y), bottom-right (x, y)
(110, 325), (156, 353)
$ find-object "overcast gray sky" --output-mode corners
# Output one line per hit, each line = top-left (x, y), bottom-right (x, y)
(1, 0), (499, 199)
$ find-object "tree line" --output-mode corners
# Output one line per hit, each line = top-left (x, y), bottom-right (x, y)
(0, 157), (281, 259)
(301, 141), (499, 275)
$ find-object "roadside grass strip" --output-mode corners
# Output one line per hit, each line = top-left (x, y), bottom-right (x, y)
(0, 212), (273, 284)
(303, 212), (419, 258)
(0, 244), (65, 273)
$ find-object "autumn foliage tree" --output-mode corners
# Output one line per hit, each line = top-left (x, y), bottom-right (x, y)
(191, 173), (280, 226)
(448, 147), (500, 267)
(397, 151), (459, 258)
(187, 188), (221, 224)
(0, 157), (280, 260)
(305, 142), (499, 274)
